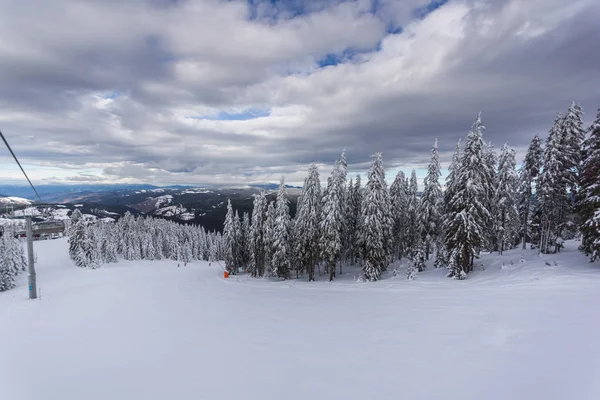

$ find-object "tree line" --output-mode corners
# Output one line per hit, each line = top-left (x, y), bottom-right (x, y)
(222, 103), (600, 281)
(0, 225), (27, 291)
(68, 209), (224, 269)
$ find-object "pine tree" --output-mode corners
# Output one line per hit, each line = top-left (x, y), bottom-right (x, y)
(86, 225), (101, 269)
(444, 139), (462, 211)
(406, 170), (421, 256)
(263, 201), (276, 276)
(420, 139), (443, 260)
(271, 178), (291, 279)
(67, 208), (83, 236)
(337, 151), (350, 267)
(518, 134), (543, 249)
(578, 109), (600, 260)
(294, 164), (322, 281)
(407, 237), (426, 279)
(181, 240), (192, 266)
(390, 171), (408, 261)
(0, 239), (16, 292)
(69, 218), (89, 268)
(240, 212), (251, 271)
(359, 153), (391, 281)
(2, 231), (26, 276)
(249, 192), (267, 277)
(562, 101), (585, 197)
(233, 210), (242, 271)
(537, 114), (572, 253)
(349, 175), (363, 264)
(321, 163), (343, 281)
(495, 144), (520, 254)
(483, 141), (498, 252)
(444, 113), (492, 278)
(223, 199), (238, 274)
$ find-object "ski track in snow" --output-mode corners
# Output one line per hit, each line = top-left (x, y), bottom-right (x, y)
(1, 239), (600, 400)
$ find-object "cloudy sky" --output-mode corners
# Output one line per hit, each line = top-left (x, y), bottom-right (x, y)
(1, 0), (599, 187)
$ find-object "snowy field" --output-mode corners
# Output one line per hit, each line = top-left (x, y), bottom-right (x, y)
(2, 239), (600, 400)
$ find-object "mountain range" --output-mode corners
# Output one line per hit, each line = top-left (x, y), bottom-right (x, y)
(0, 184), (301, 232)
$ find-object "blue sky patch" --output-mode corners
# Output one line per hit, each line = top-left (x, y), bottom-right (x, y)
(413, 0), (449, 19)
(187, 108), (271, 121)
(101, 91), (119, 99)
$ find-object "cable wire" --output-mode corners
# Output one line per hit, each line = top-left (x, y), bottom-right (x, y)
(0, 129), (44, 203)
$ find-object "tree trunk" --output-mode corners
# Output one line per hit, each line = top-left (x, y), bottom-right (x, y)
(329, 261), (335, 281)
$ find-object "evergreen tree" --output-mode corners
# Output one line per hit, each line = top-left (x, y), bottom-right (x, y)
(249, 192), (268, 277)
(271, 178), (292, 279)
(537, 114), (572, 253)
(483, 141), (498, 252)
(407, 237), (426, 279)
(349, 175), (363, 264)
(233, 210), (243, 270)
(240, 212), (251, 271)
(495, 143), (520, 254)
(263, 201), (276, 276)
(390, 171), (408, 261)
(406, 170), (421, 256)
(321, 163), (343, 281)
(0, 239), (16, 292)
(420, 139), (443, 260)
(86, 225), (101, 269)
(2, 231), (26, 276)
(359, 153), (391, 281)
(444, 139), (462, 212)
(67, 208), (84, 236)
(69, 218), (89, 268)
(294, 164), (322, 281)
(518, 134), (543, 248)
(337, 151), (351, 267)
(181, 240), (192, 266)
(444, 113), (492, 278)
(578, 109), (600, 260)
(562, 101), (585, 197)
(223, 199), (238, 274)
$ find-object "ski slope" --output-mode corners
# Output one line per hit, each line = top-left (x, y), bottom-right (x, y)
(1, 239), (600, 400)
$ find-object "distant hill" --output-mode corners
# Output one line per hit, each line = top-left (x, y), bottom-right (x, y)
(0, 186), (301, 232)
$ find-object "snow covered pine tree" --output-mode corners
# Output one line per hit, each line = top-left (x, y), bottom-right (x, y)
(359, 153), (392, 281)
(578, 109), (600, 260)
(444, 113), (493, 279)
(271, 178), (292, 279)
(294, 164), (322, 281)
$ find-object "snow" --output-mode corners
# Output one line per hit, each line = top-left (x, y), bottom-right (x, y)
(0, 218), (23, 226)
(0, 196), (32, 205)
(181, 189), (212, 194)
(12, 207), (42, 217)
(49, 207), (71, 220)
(154, 204), (187, 217)
(154, 194), (173, 207)
(178, 212), (195, 221)
(2, 239), (600, 400)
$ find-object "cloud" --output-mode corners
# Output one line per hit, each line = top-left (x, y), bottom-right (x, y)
(0, 0), (599, 186)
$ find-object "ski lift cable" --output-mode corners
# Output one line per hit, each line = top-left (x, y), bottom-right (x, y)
(0, 129), (46, 216)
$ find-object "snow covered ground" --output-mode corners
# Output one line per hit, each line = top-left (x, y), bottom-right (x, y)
(2, 239), (600, 400)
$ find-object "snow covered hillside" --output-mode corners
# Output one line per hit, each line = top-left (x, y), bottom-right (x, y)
(1, 239), (600, 400)
(0, 196), (32, 206)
